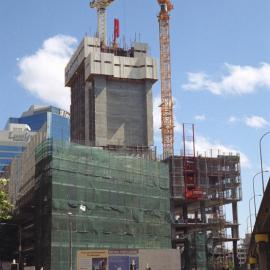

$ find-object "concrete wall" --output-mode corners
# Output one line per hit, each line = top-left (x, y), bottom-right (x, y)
(139, 249), (181, 270)
(76, 249), (181, 270)
(93, 77), (153, 147)
(65, 37), (100, 86)
(85, 52), (158, 81)
(94, 76), (107, 146)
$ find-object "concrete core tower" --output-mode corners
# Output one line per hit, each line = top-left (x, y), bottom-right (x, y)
(65, 37), (157, 147)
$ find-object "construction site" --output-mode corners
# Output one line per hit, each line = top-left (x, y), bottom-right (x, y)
(168, 124), (241, 269)
(5, 1), (242, 270)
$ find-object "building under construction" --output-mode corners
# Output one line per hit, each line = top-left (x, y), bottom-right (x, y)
(8, 135), (178, 269)
(5, 1), (243, 270)
(65, 36), (157, 148)
(166, 125), (242, 269)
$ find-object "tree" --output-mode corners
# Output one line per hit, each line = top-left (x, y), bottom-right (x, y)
(0, 178), (12, 220)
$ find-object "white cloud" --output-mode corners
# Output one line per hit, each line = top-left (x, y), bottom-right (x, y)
(17, 35), (77, 111)
(194, 114), (206, 121)
(229, 115), (269, 129)
(245, 116), (269, 129)
(195, 135), (250, 169)
(228, 116), (238, 123)
(182, 63), (270, 95)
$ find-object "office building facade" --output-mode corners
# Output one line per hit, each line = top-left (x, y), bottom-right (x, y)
(0, 105), (70, 175)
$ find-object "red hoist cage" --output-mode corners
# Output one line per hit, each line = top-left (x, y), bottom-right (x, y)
(182, 123), (204, 200)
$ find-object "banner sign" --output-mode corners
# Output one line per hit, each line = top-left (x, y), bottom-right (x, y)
(77, 250), (108, 270)
(77, 250), (139, 270)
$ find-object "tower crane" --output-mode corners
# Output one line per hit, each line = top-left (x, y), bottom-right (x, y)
(90, 0), (114, 46)
(157, 0), (174, 159)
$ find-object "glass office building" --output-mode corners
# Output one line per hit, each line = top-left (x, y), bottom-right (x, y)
(0, 145), (25, 173)
(0, 105), (70, 174)
(6, 105), (70, 141)
(0, 123), (34, 174)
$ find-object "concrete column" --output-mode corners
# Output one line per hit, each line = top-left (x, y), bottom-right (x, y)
(170, 192), (175, 248)
(145, 80), (154, 146)
(232, 202), (239, 270)
(233, 240), (239, 270)
(183, 204), (188, 223)
(195, 210), (198, 221)
(84, 81), (90, 146)
(200, 201), (206, 223)
(256, 242), (269, 270)
(94, 76), (107, 146)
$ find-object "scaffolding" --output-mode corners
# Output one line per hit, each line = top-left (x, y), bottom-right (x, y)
(10, 139), (171, 270)
(169, 153), (241, 202)
(167, 150), (241, 270)
(9, 127), (47, 207)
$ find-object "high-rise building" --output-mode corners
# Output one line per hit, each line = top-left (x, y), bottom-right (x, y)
(0, 105), (70, 175)
(0, 123), (35, 175)
(6, 105), (70, 141)
(65, 37), (157, 147)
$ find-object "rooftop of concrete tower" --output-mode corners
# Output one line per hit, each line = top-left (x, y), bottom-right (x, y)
(65, 36), (157, 87)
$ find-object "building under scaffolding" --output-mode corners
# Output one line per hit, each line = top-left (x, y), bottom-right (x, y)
(9, 138), (172, 269)
(167, 152), (242, 270)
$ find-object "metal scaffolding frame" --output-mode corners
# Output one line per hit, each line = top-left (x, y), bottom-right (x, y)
(167, 150), (242, 270)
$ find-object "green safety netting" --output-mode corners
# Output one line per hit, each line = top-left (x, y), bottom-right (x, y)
(186, 232), (207, 270)
(35, 140), (171, 270)
(195, 232), (207, 270)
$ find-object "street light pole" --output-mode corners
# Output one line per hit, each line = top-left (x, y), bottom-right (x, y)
(249, 195), (262, 234)
(18, 226), (22, 270)
(259, 131), (270, 193)
(252, 194), (262, 223)
(66, 203), (86, 270)
(246, 214), (255, 235)
(246, 216), (250, 235)
(67, 212), (72, 270)
(249, 198), (253, 233)
(252, 171), (268, 217)
(67, 202), (86, 270)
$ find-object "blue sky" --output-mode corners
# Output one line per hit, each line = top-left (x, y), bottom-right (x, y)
(1, 0), (270, 238)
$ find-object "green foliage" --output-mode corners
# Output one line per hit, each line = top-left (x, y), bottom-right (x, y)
(0, 178), (12, 220)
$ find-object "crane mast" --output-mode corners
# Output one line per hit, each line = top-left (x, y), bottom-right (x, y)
(90, 0), (114, 46)
(157, 0), (174, 159)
